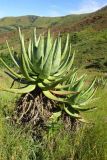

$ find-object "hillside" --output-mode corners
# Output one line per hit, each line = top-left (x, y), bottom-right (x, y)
(0, 6), (107, 71)
(0, 14), (88, 33)
(0, 6), (107, 33)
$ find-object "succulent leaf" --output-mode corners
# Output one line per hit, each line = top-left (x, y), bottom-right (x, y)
(61, 34), (69, 60)
(51, 37), (61, 74)
(0, 58), (22, 79)
(6, 41), (20, 68)
(1, 85), (36, 93)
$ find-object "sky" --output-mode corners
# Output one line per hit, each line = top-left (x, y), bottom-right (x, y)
(0, 0), (107, 18)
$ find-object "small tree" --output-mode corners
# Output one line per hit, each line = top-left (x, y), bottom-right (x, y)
(0, 28), (97, 130)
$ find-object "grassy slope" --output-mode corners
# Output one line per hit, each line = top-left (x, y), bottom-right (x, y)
(71, 28), (107, 70)
(0, 6), (107, 32)
(1, 27), (107, 71)
(0, 14), (88, 32)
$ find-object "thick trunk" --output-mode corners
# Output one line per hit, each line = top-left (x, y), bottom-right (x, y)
(12, 88), (78, 140)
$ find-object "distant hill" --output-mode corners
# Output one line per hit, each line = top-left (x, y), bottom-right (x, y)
(0, 5), (107, 33)
(0, 6), (107, 71)
(0, 14), (88, 33)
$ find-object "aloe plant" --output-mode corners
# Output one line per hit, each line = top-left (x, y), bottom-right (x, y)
(0, 28), (97, 122)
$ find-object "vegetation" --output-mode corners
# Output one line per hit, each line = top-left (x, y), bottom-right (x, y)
(0, 70), (107, 160)
(0, 29), (97, 125)
(0, 28), (107, 72)
(0, 5), (107, 160)
(0, 6), (107, 53)
(0, 6), (107, 33)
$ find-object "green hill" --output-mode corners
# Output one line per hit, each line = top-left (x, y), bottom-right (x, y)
(0, 14), (88, 32)
(0, 5), (107, 71)
(0, 6), (107, 33)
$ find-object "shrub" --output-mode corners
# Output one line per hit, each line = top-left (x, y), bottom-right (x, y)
(0, 28), (97, 125)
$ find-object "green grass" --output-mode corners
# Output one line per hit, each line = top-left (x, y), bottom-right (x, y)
(69, 28), (107, 70)
(0, 118), (38, 160)
(0, 71), (38, 160)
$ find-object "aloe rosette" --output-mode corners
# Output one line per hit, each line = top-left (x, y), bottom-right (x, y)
(0, 28), (97, 121)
